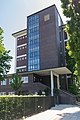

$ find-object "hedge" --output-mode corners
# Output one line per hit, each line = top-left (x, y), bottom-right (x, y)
(0, 95), (54, 120)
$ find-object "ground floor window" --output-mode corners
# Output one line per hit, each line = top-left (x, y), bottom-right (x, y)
(22, 76), (28, 83)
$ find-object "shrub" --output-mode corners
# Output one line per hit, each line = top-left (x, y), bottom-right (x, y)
(0, 95), (54, 120)
(68, 84), (78, 95)
(44, 87), (50, 96)
(38, 90), (42, 95)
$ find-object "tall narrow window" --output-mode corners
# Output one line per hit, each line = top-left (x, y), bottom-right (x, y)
(28, 14), (40, 71)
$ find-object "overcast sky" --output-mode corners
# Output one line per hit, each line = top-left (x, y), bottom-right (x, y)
(0, 0), (66, 74)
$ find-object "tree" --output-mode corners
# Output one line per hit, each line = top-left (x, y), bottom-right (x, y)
(10, 72), (23, 95)
(0, 27), (12, 80)
(61, 0), (80, 88)
(66, 48), (76, 79)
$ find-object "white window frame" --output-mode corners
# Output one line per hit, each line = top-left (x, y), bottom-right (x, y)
(1, 79), (6, 85)
(22, 76), (28, 83)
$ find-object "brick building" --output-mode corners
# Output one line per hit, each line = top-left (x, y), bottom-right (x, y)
(0, 5), (71, 95)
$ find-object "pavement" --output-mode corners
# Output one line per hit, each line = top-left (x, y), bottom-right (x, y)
(24, 104), (80, 120)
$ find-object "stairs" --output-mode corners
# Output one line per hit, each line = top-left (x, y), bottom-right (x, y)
(58, 89), (76, 104)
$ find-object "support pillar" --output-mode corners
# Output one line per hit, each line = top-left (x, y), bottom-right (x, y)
(57, 75), (60, 89)
(50, 70), (54, 96)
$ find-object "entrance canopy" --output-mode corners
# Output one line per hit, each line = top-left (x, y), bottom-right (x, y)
(28, 67), (71, 96)
(29, 67), (71, 76)
(21, 67), (71, 96)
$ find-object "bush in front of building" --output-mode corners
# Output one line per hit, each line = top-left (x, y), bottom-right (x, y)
(68, 84), (78, 95)
(0, 95), (54, 120)
(44, 87), (50, 96)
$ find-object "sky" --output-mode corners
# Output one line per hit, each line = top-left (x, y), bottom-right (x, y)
(0, 0), (66, 74)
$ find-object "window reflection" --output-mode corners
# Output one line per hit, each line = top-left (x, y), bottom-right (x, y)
(28, 15), (40, 71)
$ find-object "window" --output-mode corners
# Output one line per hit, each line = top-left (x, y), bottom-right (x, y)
(22, 69), (24, 72)
(0, 92), (6, 95)
(17, 48), (19, 50)
(59, 31), (62, 41)
(22, 76), (28, 83)
(25, 56), (27, 59)
(9, 79), (13, 85)
(25, 68), (26, 71)
(44, 14), (50, 21)
(1, 80), (6, 85)
(20, 47), (22, 50)
(22, 46), (24, 49)
(64, 31), (68, 40)
(25, 46), (27, 48)
(9, 92), (15, 95)
(22, 57), (24, 60)
(28, 14), (40, 71)
(19, 69), (21, 72)
(65, 41), (67, 47)
(19, 58), (21, 61)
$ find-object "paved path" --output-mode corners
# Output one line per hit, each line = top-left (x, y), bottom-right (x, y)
(25, 104), (80, 120)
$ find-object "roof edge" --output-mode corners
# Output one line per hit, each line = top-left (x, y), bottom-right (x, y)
(12, 29), (27, 38)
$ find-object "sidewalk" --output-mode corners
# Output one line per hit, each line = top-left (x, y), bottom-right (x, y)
(25, 104), (80, 120)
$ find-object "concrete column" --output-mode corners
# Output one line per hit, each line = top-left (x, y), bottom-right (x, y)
(57, 75), (60, 89)
(50, 70), (54, 96)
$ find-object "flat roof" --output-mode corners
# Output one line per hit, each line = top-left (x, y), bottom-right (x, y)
(27, 4), (63, 23)
(27, 4), (55, 17)
(12, 29), (27, 38)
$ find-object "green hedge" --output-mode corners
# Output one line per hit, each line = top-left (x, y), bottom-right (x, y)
(0, 96), (54, 120)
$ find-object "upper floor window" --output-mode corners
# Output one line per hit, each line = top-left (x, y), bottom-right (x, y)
(28, 14), (40, 71)
(64, 31), (68, 40)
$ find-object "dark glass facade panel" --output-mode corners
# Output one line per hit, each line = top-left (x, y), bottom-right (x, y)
(59, 31), (62, 41)
(64, 31), (68, 40)
(28, 15), (40, 71)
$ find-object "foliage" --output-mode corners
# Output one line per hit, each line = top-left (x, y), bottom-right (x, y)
(44, 87), (50, 96)
(0, 27), (12, 80)
(68, 84), (78, 95)
(66, 48), (76, 80)
(66, 49), (75, 73)
(0, 96), (53, 120)
(61, 0), (80, 87)
(38, 90), (42, 95)
(10, 72), (23, 94)
(0, 28), (5, 52)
